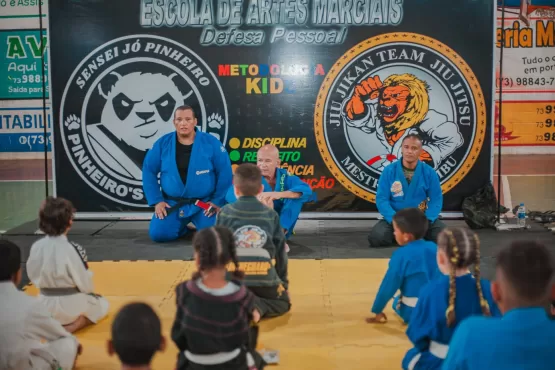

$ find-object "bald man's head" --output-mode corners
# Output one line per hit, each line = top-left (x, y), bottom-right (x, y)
(257, 144), (280, 179)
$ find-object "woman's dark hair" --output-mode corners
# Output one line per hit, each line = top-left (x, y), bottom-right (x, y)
(192, 226), (244, 280)
(438, 227), (491, 327)
(39, 196), (75, 236)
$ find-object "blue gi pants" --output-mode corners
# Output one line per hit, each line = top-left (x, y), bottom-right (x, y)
(278, 198), (304, 239)
(149, 210), (216, 243)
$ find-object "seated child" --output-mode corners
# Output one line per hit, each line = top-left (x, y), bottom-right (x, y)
(171, 226), (265, 370)
(366, 208), (441, 325)
(402, 227), (501, 370)
(442, 240), (555, 369)
(108, 302), (166, 370)
(27, 196), (109, 333)
(217, 163), (290, 321)
(0, 240), (81, 370)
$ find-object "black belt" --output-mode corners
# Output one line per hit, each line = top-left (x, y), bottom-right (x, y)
(162, 191), (199, 215)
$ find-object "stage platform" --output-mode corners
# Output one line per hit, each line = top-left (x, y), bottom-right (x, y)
(3, 219), (554, 369)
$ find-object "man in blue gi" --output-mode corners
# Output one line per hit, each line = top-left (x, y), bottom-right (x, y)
(225, 144), (312, 240)
(143, 105), (232, 243)
(369, 134), (445, 248)
(442, 240), (555, 369)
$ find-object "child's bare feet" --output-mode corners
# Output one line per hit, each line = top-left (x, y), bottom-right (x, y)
(365, 312), (388, 324)
(63, 315), (93, 333)
(252, 309), (261, 323)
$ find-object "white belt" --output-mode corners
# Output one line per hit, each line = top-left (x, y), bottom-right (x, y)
(184, 348), (241, 365)
(407, 341), (449, 370)
(400, 296), (418, 308)
(429, 341), (449, 359)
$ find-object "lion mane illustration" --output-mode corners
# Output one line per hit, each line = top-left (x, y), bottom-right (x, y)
(379, 74), (430, 135)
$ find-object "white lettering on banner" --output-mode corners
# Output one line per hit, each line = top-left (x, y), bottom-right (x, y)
(0, 110), (51, 132)
(139, 0), (406, 46)
(59, 34), (228, 207)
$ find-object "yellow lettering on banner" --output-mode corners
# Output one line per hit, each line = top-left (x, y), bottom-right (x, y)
(536, 20), (554, 47)
(495, 101), (555, 146)
(240, 137), (307, 149)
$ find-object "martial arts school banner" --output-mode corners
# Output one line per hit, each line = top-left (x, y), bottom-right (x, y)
(49, 0), (494, 214)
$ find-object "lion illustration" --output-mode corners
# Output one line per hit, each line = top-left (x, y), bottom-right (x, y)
(342, 73), (464, 170)
(86, 71), (193, 180)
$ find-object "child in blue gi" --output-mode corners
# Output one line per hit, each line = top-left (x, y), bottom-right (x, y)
(366, 208), (441, 325)
(442, 240), (555, 369)
(402, 227), (501, 370)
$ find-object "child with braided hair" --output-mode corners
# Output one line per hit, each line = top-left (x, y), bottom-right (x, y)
(401, 227), (501, 370)
(171, 226), (265, 370)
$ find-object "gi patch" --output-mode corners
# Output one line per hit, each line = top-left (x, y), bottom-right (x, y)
(234, 225), (267, 249)
(391, 181), (404, 197)
(70, 241), (89, 269)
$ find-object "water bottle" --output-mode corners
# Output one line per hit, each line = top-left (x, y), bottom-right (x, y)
(517, 203), (526, 227)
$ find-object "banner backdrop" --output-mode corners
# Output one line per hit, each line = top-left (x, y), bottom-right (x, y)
(49, 0), (494, 214)
(495, 4), (555, 147)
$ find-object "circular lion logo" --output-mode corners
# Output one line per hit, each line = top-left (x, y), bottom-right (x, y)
(314, 33), (486, 203)
(59, 35), (228, 207)
(234, 225), (268, 249)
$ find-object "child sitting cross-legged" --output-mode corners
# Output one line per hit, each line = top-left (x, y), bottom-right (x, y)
(171, 226), (265, 370)
(27, 196), (109, 333)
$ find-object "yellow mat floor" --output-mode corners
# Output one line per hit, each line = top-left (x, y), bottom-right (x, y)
(24, 260), (411, 370)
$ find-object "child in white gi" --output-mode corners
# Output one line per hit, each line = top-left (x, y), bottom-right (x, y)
(27, 196), (109, 333)
(443, 240), (555, 369)
(0, 240), (81, 370)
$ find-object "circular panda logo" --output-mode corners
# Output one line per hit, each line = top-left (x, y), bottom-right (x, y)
(59, 35), (228, 207)
(314, 33), (487, 202)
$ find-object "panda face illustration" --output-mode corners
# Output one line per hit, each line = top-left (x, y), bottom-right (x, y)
(98, 72), (191, 151)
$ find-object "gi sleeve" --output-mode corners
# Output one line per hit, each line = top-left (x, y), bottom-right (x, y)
(171, 283), (189, 351)
(285, 174), (312, 201)
(272, 213), (289, 290)
(28, 301), (74, 341)
(210, 143), (233, 207)
(371, 253), (403, 314)
(66, 243), (94, 294)
(441, 320), (472, 370)
(142, 141), (164, 206)
(376, 169), (396, 224)
(224, 185), (237, 204)
(405, 283), (435, 351)
(425, 168), (443, 222)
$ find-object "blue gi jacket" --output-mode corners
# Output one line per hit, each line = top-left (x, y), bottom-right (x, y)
(371, 239), (441, 323)
(442, 307), (555, 370)
(142, 128), (232, 209)
(377, 159), (443, 223)
(402, 274), (501, 370)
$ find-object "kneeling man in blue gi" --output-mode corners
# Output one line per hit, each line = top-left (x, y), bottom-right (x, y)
(143, 105), (232, 242)
(225, 144), (312, 239)
(369, 134), (446, 248)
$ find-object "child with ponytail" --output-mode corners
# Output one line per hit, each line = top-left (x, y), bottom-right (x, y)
(171, 226), (264, 370)
(402, 227), (501, 370)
